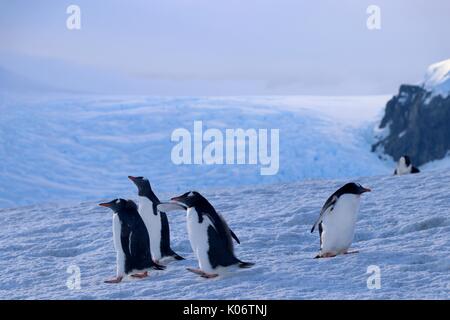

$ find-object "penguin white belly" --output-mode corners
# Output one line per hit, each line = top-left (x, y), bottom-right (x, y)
(112, 214), (126, 276)
(321, 194), (360, 255)
(138, 196), (162, 261)
(186, 207), (215, 273)
(396, 164), (411, 175)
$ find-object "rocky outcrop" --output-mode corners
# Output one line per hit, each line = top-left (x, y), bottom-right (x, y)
(372, 59), (450, 166)
(372, 84), (450, 166)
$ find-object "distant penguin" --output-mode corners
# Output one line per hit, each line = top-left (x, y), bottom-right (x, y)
(158, 191), (252, 278)
(99, 198), (165, 283)
(128, 176), (184, 263)
(310, 183), (371, 258)
(394, 155), (420, 175)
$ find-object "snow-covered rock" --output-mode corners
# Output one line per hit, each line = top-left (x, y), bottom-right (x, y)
(373, 59), (450, 166)
(423, 59), (450, 99)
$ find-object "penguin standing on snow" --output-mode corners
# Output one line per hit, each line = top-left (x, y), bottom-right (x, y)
(128, 176), (184, 263)
(158, 191), (253, 278)
(394, 155), (420, 175)
(311, 183), (371, 258)
(99, 198), (165, 283)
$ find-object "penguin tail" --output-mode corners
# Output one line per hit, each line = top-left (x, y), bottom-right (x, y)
(172, 252), (185, 260)
(152, 263), (166, 271)
(238, 261), (254, 269)
(166, 248), (185, 260)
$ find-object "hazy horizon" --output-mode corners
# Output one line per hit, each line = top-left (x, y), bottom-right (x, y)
(1, 0), (449, 95)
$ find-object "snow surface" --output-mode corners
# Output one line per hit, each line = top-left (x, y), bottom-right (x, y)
(0, 95), (393, 208)
(0, 170), (449, 299)
(422, 58), (450, 98)
(1, 94), (449, 299)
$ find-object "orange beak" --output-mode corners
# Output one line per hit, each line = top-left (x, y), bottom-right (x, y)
(98, 202), (111, 207)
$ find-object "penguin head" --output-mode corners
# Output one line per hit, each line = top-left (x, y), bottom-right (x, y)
(99, 198), (137, 212)
(340, 182), (371, 195)
(128, 176), (153, 197)
(399, 155), (411, 166)
(170, 191), (204, 208)
(99, 198), (127, 212)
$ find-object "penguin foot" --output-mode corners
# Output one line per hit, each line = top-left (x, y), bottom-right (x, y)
(186, 267), (204, 275)
(104, 276), (123, 284)
(344, 250), (359, 255)
(201, 273), (219, 279)
(130, 271), (148, 279)
(186, 267), (218, 279)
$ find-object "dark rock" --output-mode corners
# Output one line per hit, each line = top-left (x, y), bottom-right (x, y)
(372, 85), (450, 166)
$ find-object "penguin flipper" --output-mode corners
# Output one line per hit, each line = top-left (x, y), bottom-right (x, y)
(311, 195), (337, 233)
(206, 224), (240, 268)
(412, 166), (420, 173)
(229, 229), (240, 244)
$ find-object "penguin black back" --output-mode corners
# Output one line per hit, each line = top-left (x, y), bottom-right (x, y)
(171, 191), (252, 269)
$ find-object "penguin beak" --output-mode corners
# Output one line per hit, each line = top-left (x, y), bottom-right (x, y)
(157, 201), (187, 212)
(128, 176), (137, 182)
(170, 195), (185, 202)
(98, 202), (112, 207)
(362, 187), (371, 193)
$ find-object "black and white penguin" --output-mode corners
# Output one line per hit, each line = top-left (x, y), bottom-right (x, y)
(99, 198), (165, 283)
(128, 176), (184, 263)
(310, 182), (371, 258)
(394, 155), (420, 175)
(158, 191), (253, 278)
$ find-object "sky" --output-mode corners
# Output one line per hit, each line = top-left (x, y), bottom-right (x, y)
(1, 0), (449, 95)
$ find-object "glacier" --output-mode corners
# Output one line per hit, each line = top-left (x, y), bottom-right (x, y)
(0, 95), (392, 208)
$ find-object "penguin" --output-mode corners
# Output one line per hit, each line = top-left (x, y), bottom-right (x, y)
(157, 191), (252, 278)
(128, 176), (184, 263)
(310, 182), (371, 258)
(99, 198), (165, 283)
(394, 155), (420, 175)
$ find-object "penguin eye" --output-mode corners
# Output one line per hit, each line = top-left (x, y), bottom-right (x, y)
(115, 199), (120, 204)
(188, 191), (194, 197)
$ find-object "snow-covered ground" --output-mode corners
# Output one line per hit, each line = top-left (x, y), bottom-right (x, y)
(0, 169), (448, 299)
(0, 95), (393, 208)
(1, 94), (449, 299)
